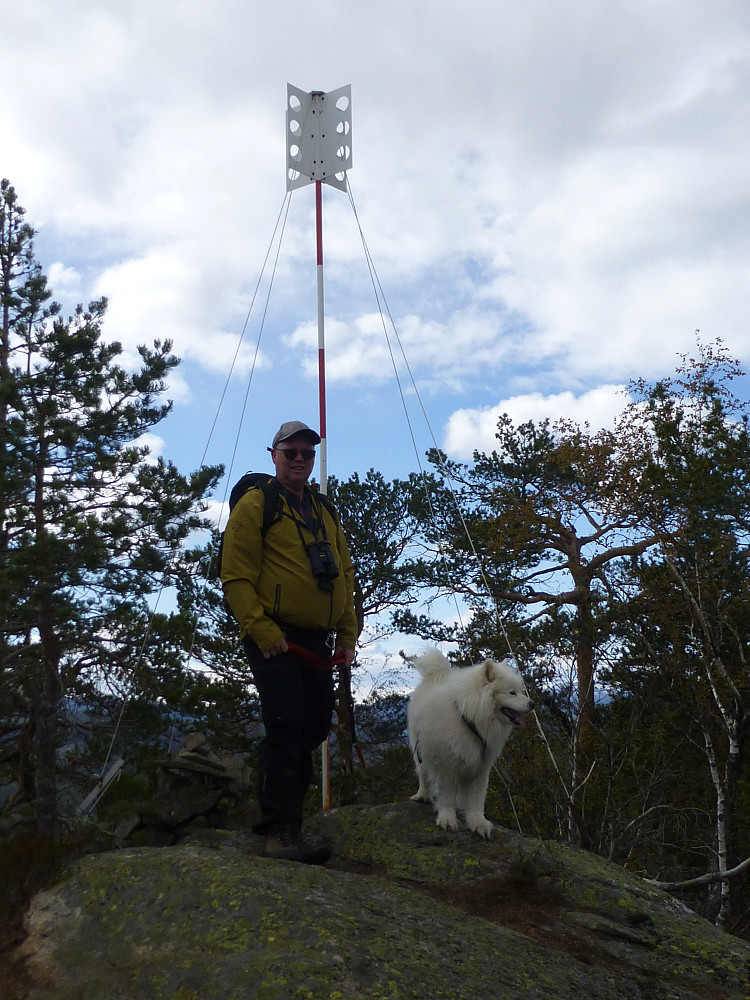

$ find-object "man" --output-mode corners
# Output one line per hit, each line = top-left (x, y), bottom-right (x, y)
(221, 420), (358, 862)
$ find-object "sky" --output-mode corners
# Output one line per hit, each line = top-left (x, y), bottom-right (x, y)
(3, 1), (750, 677)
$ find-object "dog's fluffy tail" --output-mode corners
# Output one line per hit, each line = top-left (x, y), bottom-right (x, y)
(404, 648), (452, 683)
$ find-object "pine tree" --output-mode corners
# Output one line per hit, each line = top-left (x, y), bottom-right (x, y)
(0, 180), (221, 834)
(425, 417), (659, 845)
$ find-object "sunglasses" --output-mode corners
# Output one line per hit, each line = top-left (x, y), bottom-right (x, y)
(272, 447), (316, 461)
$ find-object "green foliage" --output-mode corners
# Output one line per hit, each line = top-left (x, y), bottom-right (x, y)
(353, 691), (408, 750)
(326, 468), (456, 640)
(171, 530), (257, 691)
(426, 405), (660, 801)
(609, 341), (750, 924)
(407, 339), (750, 925)
(0, 180), (223, 833)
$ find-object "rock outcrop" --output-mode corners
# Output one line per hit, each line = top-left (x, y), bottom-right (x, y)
(14, 802), (750, 999)
(115, 733), (254, 845)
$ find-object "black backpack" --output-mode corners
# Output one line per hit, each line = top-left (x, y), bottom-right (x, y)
(227, 472), (285, 536)
(217, 472), (338, 607)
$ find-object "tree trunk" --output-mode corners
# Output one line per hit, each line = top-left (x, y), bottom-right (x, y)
(703, 716), (742, 929)
(567, 591), (596, 850)
(33, 434), (62, 837)
(34, 593), (62, 836)
(574, 595), (596, 782)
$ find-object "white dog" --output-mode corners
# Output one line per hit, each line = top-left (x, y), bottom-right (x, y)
(406, 649), (535, 838)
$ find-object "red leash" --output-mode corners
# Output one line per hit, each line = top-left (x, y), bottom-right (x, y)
(285, 641), (347, 670)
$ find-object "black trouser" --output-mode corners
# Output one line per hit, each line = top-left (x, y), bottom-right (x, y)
(243, 629), (335, 834)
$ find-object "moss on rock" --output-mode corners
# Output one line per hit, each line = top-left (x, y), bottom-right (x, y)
(14, 803), (750, 1000)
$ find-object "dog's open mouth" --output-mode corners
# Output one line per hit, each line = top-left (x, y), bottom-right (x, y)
(502, 707), (526, 727)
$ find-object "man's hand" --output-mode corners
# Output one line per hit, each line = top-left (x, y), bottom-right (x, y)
(263, 636), (289, 659)
(336, 646), (356, 668)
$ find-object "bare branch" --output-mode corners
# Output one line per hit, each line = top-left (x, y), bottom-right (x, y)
(645, 856), (750, 890)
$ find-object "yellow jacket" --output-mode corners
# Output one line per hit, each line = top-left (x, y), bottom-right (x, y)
(220, 483), (359, 654)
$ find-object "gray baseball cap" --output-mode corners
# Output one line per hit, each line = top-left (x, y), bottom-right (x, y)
(271, 420), (321, 448)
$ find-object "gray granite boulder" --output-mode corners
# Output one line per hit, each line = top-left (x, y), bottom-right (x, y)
(14, 802), (750, 999)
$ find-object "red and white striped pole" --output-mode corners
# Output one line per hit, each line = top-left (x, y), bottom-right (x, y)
(315, 179), (328, 496)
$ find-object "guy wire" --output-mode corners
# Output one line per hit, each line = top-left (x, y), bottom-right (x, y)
(164, 190), (296, 755)
(345, 181), (519, 667)
(94, 191), (294, 782)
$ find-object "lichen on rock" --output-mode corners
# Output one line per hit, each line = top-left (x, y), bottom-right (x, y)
(14, 802), (750, 1000)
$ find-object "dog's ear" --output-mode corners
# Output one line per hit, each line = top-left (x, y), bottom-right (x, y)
(482, 659), (496, 682)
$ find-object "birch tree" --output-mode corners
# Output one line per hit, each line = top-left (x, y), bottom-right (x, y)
(617, 341), (750, 927)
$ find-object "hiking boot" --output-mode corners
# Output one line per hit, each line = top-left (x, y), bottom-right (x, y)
(263, 824), (303, 862)
(297, 830), (331, 866)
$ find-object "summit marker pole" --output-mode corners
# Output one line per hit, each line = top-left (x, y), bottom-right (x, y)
(286, 84), (352, 808)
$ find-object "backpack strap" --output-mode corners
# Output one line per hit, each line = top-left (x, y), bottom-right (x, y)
(310, 487), (339, 525)
(258, 478), (284, 536)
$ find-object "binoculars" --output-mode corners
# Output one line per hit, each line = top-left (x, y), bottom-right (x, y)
(305, 539), (340, 592)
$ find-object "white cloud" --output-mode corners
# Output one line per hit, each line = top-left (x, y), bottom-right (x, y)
(92, 252), (273, 380)
(444, 385), (628, 460)
(486, 138), (750, 380)
(284, 309), (520, 389)
(1, 0), (749, 483)
(203, 498), (228, 532)
(133, 432), (164, 465)
(47, 262), (82, 303)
